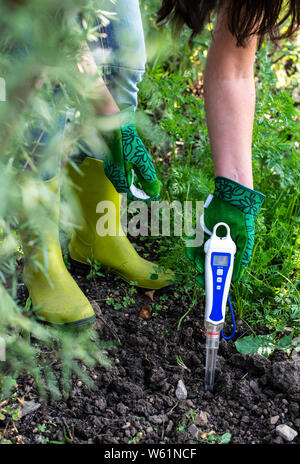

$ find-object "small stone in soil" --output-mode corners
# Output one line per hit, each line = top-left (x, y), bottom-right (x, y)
(276, 424), (298, 442)
(241, 416), (250, 424)
(176, 380), (187, 400)
(249, 379), (261, 395)
(194, 411), (209, 427)
(149, 414), (167, 425)
(269, 415), (280, 425)
(188, 424), (199, 438)
(166, 421), (174, 433)
(20, 401), (41, 417)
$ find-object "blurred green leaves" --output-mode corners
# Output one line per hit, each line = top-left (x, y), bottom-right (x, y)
(0, 0), (114, 400)
(138, 1), (300, 335)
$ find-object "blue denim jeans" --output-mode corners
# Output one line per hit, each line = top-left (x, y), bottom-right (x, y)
(73, 0), (146, 162)
(6, 41), (68, 180)
(16, 1), (146, 176)
(87, 0), (146, 110)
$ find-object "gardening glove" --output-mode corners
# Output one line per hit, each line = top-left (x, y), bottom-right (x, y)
(103, 106), (161, 201)
(186, 177), (265, 287)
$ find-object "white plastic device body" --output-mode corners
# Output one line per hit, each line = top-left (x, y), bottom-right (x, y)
(204, 222), (236, 330)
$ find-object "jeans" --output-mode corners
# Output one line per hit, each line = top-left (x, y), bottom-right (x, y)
(12, 1), (146, 175)
(5, 41), (68, 180)
(87, 0), (146, 110)
(73, 0), (146, 162)
(28, 107), (67, 180)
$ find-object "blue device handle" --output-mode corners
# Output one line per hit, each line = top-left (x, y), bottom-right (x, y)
(208, 252), (231, 324)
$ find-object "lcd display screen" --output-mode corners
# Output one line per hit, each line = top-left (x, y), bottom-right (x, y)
(213, 255), (228, 266)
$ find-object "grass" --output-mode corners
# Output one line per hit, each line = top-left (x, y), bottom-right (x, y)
(138, 2), (300, 337)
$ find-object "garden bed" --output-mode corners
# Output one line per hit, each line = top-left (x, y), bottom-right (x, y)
(3, 269), (299, 445)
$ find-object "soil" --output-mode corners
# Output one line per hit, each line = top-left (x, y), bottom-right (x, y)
(2, 265), (300, 446)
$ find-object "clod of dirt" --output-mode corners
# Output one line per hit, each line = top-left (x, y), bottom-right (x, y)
(268, 361), (300, 401)
(249, 354), (271, 375)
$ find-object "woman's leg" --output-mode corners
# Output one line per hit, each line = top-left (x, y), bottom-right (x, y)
(67, 2), (173, 288)
(204, 3), (258, 189)
(88, 0), (146, 110)
(186, 4), (265, 285)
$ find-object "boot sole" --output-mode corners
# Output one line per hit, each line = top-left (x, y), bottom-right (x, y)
(35, 313), (96, 329)
(47, 314), (96, 328)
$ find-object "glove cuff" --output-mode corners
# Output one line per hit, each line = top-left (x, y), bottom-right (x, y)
(97, 106), (135, 133)
(119, 105), (135, 127)
(214, 176), (265, 217)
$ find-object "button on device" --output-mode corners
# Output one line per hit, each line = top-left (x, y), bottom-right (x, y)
(217, 269), (223, 276)
(216, 285), (221, 290)
(217, 277), (222, 283)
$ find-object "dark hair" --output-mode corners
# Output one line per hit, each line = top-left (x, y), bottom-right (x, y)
(157, 0), (300, 46)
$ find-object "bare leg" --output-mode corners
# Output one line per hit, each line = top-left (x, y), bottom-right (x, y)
(204, 3), (258, 189)
(78, 43), (120, 115)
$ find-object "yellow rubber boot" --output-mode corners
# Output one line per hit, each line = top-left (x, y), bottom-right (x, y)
(67, 157), (174, 289)
(22, 176), (95, 326)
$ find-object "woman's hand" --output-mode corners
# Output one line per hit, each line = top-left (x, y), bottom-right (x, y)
(103, 106), (161, 201)
(186, 177), (265, 286)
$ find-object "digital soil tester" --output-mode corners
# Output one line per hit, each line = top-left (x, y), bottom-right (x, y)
(204, 222), (237, 390)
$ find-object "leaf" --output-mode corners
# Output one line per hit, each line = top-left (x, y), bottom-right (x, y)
(17, 396), (25, 407)
(235, 334), (276, 358)
(276, 333), (293, 353)
(145, 290), (155, 302)
(235, 332), (294, 358)
(219, 432), (232, 444)
(200, 430), (217, 440)
(139, 304), (152, 320)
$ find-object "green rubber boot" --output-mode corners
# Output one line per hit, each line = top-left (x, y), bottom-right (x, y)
(22, 176), (96, 326)
(67, 157), (174, 289)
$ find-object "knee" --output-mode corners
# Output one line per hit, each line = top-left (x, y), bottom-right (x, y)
(115, 27), (146, 72)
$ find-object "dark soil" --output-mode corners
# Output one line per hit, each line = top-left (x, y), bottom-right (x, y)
(3, 266), (300, 446)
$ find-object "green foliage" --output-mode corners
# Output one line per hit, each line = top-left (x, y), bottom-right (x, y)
(86, 258), (105, 280)
(0, 283), (114, 400)
(139, 1), (300, 336)
(0, 0), (115, 400)
(235, 332), (298, 358)
(197, 431), (232, 445)
(233, 44), (300, 332)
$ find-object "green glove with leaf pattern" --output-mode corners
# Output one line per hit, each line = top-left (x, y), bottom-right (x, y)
(103, 106), (161, 201)
(186, 177), (265, 287)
